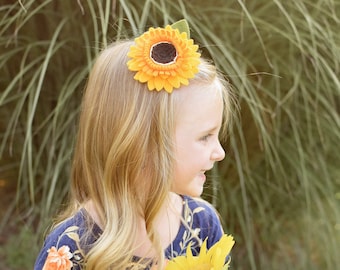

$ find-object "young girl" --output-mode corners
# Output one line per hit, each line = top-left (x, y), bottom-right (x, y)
(35, 21), (233, 270)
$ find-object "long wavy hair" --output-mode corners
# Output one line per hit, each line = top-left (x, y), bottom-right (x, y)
(59, 41), (232, 269)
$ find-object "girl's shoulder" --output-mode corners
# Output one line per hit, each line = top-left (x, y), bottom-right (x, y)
(169, 195), (223, 256)
(34, 209), (100, 270)
(182, 195), (222, 223)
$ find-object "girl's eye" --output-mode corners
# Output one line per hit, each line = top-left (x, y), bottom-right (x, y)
(200, 134), (212, 142)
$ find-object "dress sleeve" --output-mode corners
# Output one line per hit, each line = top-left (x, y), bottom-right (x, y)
(184, 196), (224, 250)
(189, 198), (234, 266)
(193, 198), (224, 249)
(34, 224), (84, 270)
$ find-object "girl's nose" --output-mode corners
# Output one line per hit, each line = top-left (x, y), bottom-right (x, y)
(211, 140), (225, 161)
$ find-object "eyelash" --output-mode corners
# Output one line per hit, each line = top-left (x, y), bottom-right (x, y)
(200, 134), (212, 141)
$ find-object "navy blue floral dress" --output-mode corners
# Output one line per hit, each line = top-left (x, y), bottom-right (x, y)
(34, 196), (223, 269)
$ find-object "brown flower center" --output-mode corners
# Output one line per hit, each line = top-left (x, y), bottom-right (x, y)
(150, 42), (177, 65)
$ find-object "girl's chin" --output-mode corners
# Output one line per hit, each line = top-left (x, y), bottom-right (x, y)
(187, 185), (204, 198)
(171, 188), (203, 198)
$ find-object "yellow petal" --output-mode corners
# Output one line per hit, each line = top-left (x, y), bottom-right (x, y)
(154, 76), (164, 91)
(167, 76), (181, 88)
(135, 72), (151, 83)
(147, 79), (155, 90)
(178, 77), (189, 85)
(180, 69), (196, 79)
(163, 80), (174, 93)
(208, 235), (235, 259)
(211, 247), (225, 268)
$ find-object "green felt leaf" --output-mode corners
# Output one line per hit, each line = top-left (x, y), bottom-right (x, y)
(171, 19), (190, 38)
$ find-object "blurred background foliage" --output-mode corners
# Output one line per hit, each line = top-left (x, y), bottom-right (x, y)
(0, 0), (339, 269)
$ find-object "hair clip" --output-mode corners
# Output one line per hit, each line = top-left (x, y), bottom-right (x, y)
(127, 19), (201, 93)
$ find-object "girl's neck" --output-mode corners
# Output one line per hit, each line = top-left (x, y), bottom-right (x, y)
(133, 192), (183, 257)
(84, 192), (183, 257)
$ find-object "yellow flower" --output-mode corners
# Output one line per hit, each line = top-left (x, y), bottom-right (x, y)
(165, 234), (235, 270)
(127, 25), (201, 93)
(42, 245), (73, 270)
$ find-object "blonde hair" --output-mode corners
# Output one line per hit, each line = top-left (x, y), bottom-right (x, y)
(63, 41), (232, 269)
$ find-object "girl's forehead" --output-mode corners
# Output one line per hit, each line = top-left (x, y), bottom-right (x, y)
(174, 82), (222, 111)
(174, 83), (223, 127)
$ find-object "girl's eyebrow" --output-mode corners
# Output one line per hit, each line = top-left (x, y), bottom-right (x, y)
(200, 125), (221, 134)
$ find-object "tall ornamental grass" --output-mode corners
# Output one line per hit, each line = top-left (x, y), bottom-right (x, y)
(0, 0), (339, 269)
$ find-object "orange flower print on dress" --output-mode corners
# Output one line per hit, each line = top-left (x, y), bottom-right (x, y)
(42, 245), (73, 270)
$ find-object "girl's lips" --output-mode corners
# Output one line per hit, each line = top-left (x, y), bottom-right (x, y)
(199, 172), (206, 182)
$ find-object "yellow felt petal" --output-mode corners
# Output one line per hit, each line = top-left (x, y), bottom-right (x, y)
(167, 76), (181, 88)
(147, 79), (155, 90)
(154, 76), (164, 91)
(163, 80), (174, 93)
(178, 77), (189, 85)
(135, 72), (151, 83)
(180, 69), (195, 79)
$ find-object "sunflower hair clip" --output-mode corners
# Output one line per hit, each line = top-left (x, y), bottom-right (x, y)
(127, 19), (201, 93)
